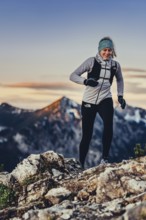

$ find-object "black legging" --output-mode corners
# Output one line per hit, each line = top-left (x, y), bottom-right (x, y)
(79, 98), (114, 167)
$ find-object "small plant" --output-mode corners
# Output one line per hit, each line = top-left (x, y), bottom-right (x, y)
(140, 209), (146, 220)
(134, 143), (146, 158)
(0, 183), (15, 209)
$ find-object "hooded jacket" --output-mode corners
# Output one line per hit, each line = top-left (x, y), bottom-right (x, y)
(70, 54), (124, 105)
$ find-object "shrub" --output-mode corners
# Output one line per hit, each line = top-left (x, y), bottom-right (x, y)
(134, 143), (146, 158)
(0, 183), (15, 209)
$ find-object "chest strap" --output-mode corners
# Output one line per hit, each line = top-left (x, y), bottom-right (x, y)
(87, 58), (117, 85)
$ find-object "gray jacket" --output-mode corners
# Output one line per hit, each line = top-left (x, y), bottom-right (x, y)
(70, 54), (124, 105)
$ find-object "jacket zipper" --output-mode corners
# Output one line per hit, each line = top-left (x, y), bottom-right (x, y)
(95, 61), (107, 104)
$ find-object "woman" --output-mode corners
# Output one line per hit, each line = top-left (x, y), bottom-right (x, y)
(70, 37), (126, 168)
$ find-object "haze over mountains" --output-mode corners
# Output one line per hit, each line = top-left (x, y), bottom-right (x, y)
(0, 96), (146, 171)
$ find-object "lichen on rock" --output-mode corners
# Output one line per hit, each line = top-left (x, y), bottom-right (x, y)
(0, 151), (146, 219)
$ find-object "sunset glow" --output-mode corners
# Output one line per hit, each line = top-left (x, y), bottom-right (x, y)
(0, 0), (146, 109)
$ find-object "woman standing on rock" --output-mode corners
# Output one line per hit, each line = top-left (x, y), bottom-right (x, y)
(70, 37), (126, 169)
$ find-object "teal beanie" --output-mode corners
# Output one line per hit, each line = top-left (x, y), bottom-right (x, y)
(98, 39), (113, 52)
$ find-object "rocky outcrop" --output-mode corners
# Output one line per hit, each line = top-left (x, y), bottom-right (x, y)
(0, 151), (146, 220)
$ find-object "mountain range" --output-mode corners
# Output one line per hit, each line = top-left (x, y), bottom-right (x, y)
(0, 96), (146, 171)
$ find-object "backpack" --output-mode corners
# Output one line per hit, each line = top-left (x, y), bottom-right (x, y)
(87, 58), (117, 85)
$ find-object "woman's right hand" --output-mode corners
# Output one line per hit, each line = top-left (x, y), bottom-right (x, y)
(84, 78), (98, 87)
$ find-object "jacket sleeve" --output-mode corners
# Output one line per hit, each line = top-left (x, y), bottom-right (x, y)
(69, 57), (93, 85)
(115, 62), (124, 96)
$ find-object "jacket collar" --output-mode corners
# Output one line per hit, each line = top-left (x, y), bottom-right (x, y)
(95, 53), (112, 64)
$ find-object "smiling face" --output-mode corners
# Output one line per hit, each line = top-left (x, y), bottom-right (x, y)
(99, 48), (113, 60)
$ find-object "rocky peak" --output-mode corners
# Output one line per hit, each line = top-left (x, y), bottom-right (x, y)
(0, 102), (15, 112)
(35, 96), (80, 117)
(0, 151), (146, 219)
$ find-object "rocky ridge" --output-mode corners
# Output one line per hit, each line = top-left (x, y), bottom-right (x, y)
(0, 151), (146, 220)
(1, 97), (146, 172)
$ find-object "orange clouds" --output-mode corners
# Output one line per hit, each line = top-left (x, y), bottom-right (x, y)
(0, 67), (146, 110)
(122, 68), (146, 73)
(1, 81), (79, 91)
(122, 68), (146, 79)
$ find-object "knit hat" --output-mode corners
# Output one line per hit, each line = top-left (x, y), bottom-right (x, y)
(98, 37), (116, 57)
(98, 39), (113, 52)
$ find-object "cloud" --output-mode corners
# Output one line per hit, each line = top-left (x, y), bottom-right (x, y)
(125, 81), (146, 94)
(1, 81), (81, 91)
(125, 74), (146, 78)
(122, 68), (146, 73)
(122, 68), (146, 79)
(0, 80), (146, 110)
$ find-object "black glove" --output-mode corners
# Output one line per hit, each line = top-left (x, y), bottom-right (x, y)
(84, 78), (98, 87)
(118, 96), (126, 109)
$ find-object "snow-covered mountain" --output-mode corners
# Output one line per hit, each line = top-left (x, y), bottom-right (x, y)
(0, 96), (146, 171)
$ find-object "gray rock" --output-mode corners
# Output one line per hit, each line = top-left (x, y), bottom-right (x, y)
(0, 151), (146, 220)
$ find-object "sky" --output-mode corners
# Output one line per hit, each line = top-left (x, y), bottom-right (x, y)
(0, 0), (146, 110)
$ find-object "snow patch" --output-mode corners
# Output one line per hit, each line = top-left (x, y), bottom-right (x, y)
(124, 109), (146, 123)
(0, 137), (7, 143)
(67, 108), (80, 119)
(0, 126), (7, 132)
(12, 109), (22, 114)
(13, 133), (29, 153)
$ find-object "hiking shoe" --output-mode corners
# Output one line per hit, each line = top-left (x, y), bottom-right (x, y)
(78, 161), (85, 170)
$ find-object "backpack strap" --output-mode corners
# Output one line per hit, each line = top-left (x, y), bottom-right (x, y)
(87, 58), (101, 80)
(87, 58), (117, 85)
(110, 61), (117, 85)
